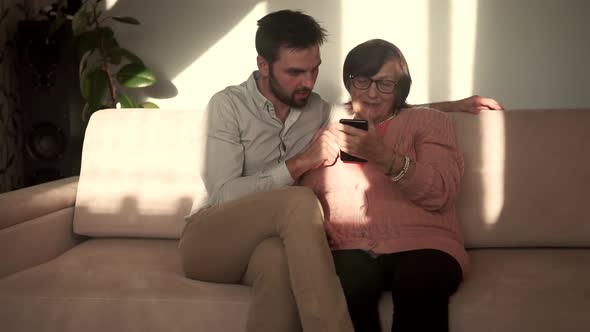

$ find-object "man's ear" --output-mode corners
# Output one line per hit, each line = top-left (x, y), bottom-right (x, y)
(257, 55), (269, 77)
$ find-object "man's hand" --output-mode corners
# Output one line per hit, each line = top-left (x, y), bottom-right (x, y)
(429, 95), (504, 114)
(287, 128), (340, 179)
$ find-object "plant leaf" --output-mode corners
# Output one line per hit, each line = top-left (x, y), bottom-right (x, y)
(82, 68), (109, 107)
(112, 16), (141, 25)
(72, 9), (91, 36)
(97, 26), (115, 39)
(117, 93), (137, 108)
(108, 47), (143, 66)
(140, 102), (159, 109)
(109, 50), (122, 65)
(97, 27), (119, 52)
(109, 48), (143, 65)
(116, 63), (156, 88)
(48, 12), (67, 39)
(82, 103), (100, 122)
(75, 30), (98, 60)
(78, 50), (91, 83)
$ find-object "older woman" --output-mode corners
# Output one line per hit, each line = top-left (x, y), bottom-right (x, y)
(300, 39), (468, 332)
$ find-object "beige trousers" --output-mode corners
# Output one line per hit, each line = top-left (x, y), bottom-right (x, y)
(178, 187), (353, 332)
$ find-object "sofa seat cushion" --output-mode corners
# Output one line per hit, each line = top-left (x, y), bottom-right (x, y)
(0, 238), (250, 332)
(374, 248), (590, 332)
(449, 248), (590, 332)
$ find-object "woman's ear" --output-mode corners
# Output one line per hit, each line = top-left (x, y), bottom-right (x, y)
(257, 55), (269, 77)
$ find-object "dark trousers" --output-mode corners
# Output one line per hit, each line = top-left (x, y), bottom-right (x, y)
(332, 249), (463, 332)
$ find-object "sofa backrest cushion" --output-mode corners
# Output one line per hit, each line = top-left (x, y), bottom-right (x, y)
(450, 109), (590, 248)
(74, 108), (590, 245)
(73, 109), (207, 239)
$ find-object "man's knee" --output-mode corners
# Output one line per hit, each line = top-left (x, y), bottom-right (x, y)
(279, 187), (324, 226)
(244, 238), (290, 286)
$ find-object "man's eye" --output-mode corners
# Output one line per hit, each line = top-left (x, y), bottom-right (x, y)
(381, 80), (395, 87)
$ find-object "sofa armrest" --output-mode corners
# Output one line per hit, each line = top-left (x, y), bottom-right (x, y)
(0, 176), (79, 230)
(0, 177), (86, 278)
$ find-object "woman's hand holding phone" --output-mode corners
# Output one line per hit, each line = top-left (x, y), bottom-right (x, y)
(338, 119), (368, 162)
(334, 118), (391, 169)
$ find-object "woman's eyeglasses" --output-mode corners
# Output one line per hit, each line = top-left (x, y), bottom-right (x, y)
(349, 75), (397, 94)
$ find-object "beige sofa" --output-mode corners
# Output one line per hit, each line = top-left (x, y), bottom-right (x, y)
(1, 108), (589, 332)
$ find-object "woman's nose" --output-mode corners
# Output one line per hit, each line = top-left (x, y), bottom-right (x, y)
(367, 81), (379, 97)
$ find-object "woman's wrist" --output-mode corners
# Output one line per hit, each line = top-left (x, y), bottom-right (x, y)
(383, 149), (414, 182)
(385, 151), (397, 176)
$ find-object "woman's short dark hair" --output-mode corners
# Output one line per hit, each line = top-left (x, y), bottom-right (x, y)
(342, 39), (412, 112)
(256, 10), (327, 64)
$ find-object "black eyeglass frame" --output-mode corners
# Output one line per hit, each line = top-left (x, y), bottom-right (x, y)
(348, 74), (398, 94)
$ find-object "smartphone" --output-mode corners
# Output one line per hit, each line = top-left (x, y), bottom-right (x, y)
(339, 119), (368, 163)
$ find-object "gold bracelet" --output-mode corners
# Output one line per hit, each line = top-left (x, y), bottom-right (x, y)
(391, 156), (411, 182)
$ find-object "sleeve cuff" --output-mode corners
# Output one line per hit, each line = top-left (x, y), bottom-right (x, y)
(269, 161), (296, 186)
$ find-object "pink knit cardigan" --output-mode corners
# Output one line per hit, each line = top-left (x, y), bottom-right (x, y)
(300, 107), (469, 274)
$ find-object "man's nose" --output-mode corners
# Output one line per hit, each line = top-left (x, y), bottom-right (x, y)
(301, 73), (316, 89)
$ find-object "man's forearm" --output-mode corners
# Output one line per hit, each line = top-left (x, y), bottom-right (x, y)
(286, 154), (310, 181)
(206, 163), (294, 205)
(413, 95), (504, 114)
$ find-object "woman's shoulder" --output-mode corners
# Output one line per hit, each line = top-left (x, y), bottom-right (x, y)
(391, 107), (454, 138)
(399, 106), (448, 119)
(398, 106), (452, 126)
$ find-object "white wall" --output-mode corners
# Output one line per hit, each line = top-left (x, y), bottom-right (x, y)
(106, 0), (590, 111)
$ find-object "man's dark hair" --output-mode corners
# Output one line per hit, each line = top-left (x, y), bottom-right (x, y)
(256, 10), (327, 64)
(343, 39), (412, 112)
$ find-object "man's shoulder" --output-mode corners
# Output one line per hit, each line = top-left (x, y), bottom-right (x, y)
(210, 79), (250, 102)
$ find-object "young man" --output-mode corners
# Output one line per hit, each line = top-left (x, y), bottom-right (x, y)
(179, 10), (502, 332)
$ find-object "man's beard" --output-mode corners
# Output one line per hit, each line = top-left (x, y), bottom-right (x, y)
(269, 68), (312, 108)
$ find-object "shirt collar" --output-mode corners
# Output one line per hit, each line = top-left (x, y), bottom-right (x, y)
(246, 71), (274, 112)
(246, 71), (304, 127)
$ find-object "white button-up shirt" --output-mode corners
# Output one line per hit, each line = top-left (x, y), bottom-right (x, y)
(200, 71), (343, 208)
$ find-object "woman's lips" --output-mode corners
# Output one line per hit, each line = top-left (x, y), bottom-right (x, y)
(362, 101), (380, 108)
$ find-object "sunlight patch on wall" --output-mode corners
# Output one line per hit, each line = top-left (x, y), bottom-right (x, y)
(160, 2), (267, 111)
(449, 0), (478, 99)
(480, 112), (505, 226)
(340, 0), (431, 104)
(105, 0), (118, 10)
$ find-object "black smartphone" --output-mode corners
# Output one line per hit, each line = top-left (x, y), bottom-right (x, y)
(339, 119), (368, 163)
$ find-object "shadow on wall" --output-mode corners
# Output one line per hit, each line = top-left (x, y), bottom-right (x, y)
(74, 194), (195, 239)
(453, 109), (590, 251)
(472, 0), (590, 109)
(102, 0), (343, 104)
(103, 0), (264, 101)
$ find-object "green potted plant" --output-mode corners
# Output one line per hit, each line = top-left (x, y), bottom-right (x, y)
(47, 0), (158, 121)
